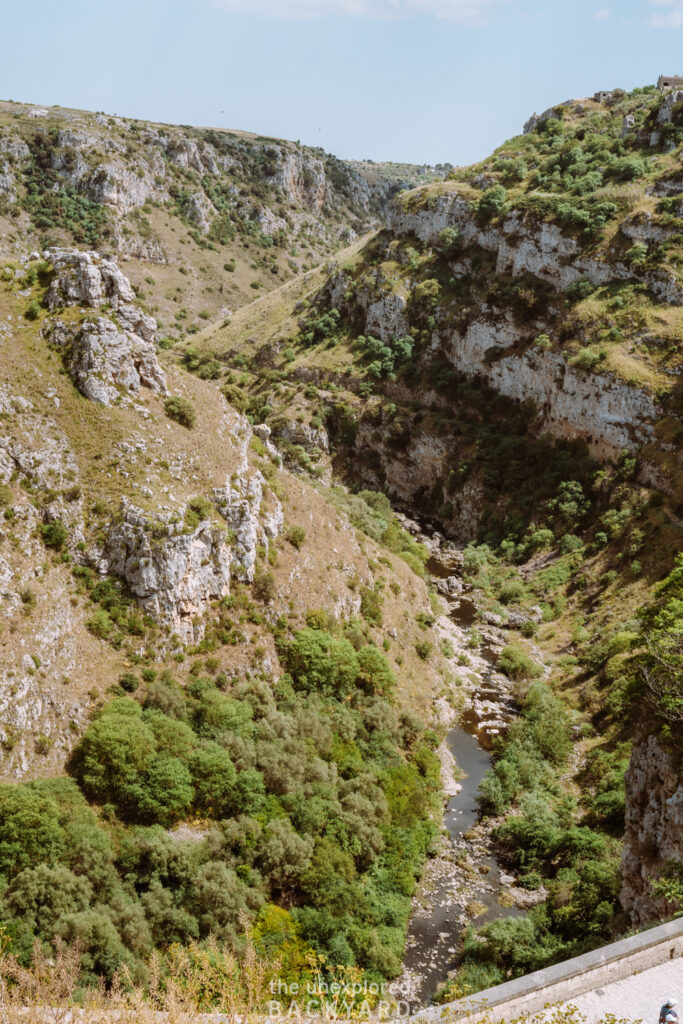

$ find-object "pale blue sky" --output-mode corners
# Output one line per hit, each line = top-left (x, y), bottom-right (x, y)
(1, 0), (682, 164)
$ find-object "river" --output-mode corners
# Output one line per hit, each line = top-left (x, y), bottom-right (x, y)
(392, 523), (525, 1009)
(398, 721), (523, 1008)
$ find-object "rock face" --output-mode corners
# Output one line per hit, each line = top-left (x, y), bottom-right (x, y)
(214, 469), (283, 582)
(323, 187), (668, 466)
(0, 384), (85, 549)
(185, 191), (216, 233)
(48, 316), (167, 406)
(104, 502), (231, 645)
(386, 189), (683, 305)
(102, 450), (283, 641)
(274, 149), (328, 211)
(44, 250), (167, 405)
(46, 248), (136, 309)
(271, 419), (330, 456)
(621, 728), (683, 923)
(0, 133), (29, 202)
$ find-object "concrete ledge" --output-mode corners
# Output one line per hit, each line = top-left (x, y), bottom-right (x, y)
(415, 917), (683, 1022)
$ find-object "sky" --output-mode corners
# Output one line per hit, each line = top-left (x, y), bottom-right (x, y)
(1, 0), (683, 165)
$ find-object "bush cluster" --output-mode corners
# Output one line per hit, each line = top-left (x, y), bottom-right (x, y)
(0, 630), (439, 992)
(354, 333), (414, 381)
(446, 680), (623, 993)
(164, 395), (197, 428)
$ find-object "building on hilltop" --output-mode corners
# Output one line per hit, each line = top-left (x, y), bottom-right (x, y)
(657, 74), (683, 91)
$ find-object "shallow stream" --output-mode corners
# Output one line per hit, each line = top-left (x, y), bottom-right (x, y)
(399, 722), (521, 1007)
(396, 533), (522, 1008)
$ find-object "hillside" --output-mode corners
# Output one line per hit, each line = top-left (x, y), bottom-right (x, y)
(0, 98), (428, 336)
(0, 82), (680, 1015)
(0, 239), (480, 998)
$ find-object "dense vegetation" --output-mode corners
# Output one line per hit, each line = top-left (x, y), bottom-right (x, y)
(438, 552), (683, 999)
(0, 629), (439, 992)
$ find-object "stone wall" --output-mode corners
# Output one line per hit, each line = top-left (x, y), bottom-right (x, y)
(414, 917), (683, 1023)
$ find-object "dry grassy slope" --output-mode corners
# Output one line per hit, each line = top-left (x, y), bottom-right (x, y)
(0, 269), (455, 783)
(0, 98), (434, 340)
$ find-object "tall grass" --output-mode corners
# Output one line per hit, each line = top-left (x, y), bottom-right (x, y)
(0, 932), (277, 1023)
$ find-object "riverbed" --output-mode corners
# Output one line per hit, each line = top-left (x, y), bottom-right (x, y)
(396, 722), (522, 1009)
(392, 520), (527, 1009)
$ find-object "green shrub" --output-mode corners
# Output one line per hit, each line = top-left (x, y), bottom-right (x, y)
(71, 700), (193, 825)
(301, 308), (341, 346)
(285, 525), (306, 549)
(498, 645), (541, 680)
(184, 496), (213, 531)
(356, 645), (396, 697)
(477, 185), (508, 223)
(39, 520), (68, 551)
(164, 395), (196, 428)
(569, 346), (606, 372)
(565, 279), (596, 302)
(25, 300), (41, 321)
(624, 242), (648, 267)
(253, 571), (276, 603)
(608, 155), (647, 182)
(119, 672), (139, 693)
(283, 629), (359, 698)
(355, 333), (414, 380)
(359, 586), (383, 626)
(415, 640), (432, 661)
(188, 743), (238, 818)
(437, 227), (462, 255)
(498, 580), (525, 605)
(87, 609), (114, 639)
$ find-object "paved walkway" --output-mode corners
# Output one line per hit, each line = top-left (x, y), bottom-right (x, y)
(560, 959), (682, 1024)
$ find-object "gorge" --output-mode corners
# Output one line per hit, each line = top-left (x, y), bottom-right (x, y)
(0, 82), (680, 1018)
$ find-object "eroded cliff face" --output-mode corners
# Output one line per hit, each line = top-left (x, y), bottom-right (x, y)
(326, 236), (664, 469)
(621, 729), (683, 924)
(387, 190), (683, 305)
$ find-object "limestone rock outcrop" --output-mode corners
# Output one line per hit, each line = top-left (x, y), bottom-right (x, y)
(185, 191), (216, 233)
(104, 501), (231, 645)
(44, 250), (167, 405)
(0, 384), (85, 551)
(271, 419), (330, 456)
(102, 460), (282, 640)
(45, 248), (136, 309)
(48, 316), (167, 406)
(0, 134), (29, 202)
(49, 128), (165, 213)
(386, 190), (683, 305)
(621, 729), (683, 923)
(322, 189), (667, 463)
(214, 469), (283, 582)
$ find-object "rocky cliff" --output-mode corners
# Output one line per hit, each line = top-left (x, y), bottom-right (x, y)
(621, 729), (683, 923)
